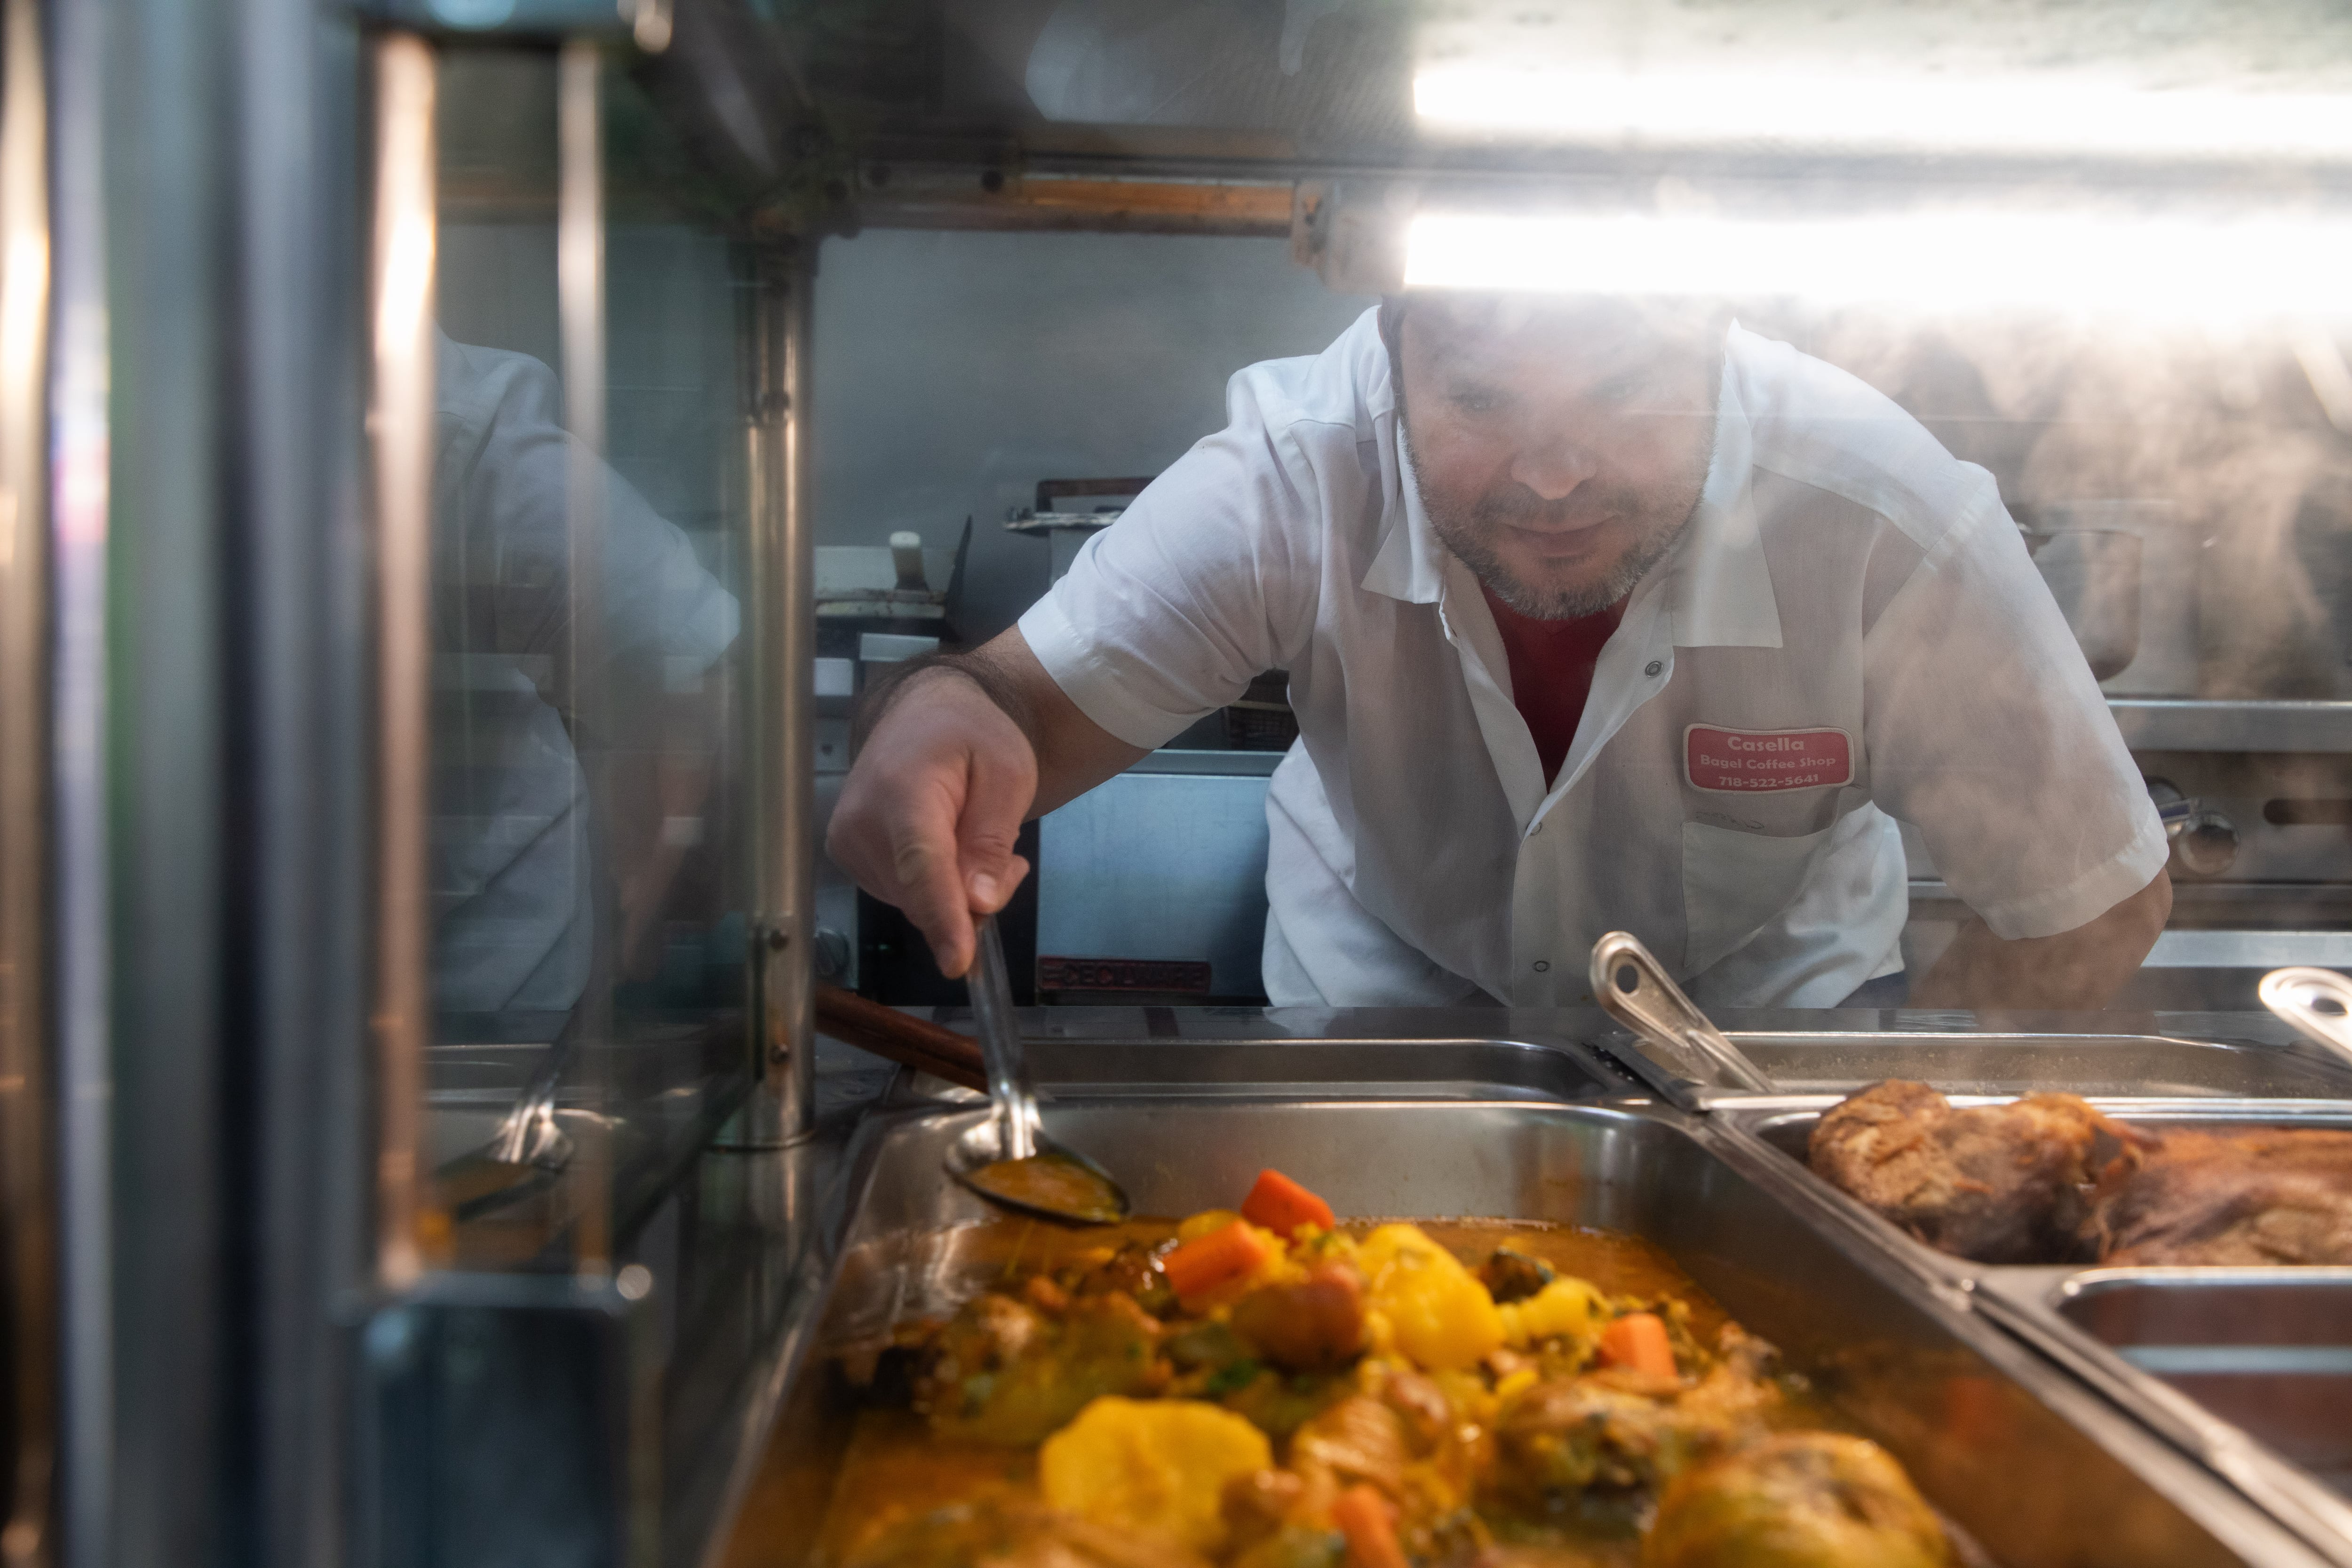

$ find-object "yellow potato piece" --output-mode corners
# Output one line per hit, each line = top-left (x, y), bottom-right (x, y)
(1353, 1224), (1505, 1373)
(1040, 1397), (1275, 1554)
(1498, 1276), (1610, 1353)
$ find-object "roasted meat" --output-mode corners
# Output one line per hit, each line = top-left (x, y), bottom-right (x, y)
(2089, 1127), (2352, 1265)
(1807, 1081), (2118, 1262)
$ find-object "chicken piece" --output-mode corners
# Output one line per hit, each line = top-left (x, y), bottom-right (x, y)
(1080, 1241), (1178, 1315)
(2090, 1128), (2352, 1265)
(1222, 1467), (1314, 1554)
(913, 1292), (1041, 1392)
(1493, 1378), (1692, 1501)
(1493, 1347), (1782, 1510)
(1378, 1369), (1453, 1457)
(1641, 1432), (1952, 1568)
(915, 1290), (1166, 1445)
(1808, 1081), (2118, 1262)
(1287, 1395), (1411, 1499)
(1231, 1261), (1367, 1373)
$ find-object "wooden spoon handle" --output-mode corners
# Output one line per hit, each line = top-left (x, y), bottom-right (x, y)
(814, 983), (988, 1093)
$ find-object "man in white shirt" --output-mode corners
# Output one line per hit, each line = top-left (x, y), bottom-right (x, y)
(828, 292), (2170, 1009)
(433, 334), (741, 1036)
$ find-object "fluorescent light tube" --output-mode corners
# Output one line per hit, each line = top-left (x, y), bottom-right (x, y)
(1403, 209), (2352, 319)
(1414, 68), (2352, 163)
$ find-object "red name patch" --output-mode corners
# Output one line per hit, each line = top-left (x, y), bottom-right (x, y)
(1685, 725), (1853, 793)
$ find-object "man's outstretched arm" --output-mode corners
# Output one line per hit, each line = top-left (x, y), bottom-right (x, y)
(826, 627), (1147, 978)
(1909, 867), (2171, 1010)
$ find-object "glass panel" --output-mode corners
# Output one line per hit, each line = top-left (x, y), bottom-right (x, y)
(792, 3), (2352, 1022)
(428, 45), (754, 1266)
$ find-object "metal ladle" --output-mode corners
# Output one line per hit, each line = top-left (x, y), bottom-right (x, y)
(943, 913), (1131, 1224)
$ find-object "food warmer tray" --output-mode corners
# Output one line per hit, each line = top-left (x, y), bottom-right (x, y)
(708, 1031), (2336, 1568)
(1711, 1095), (2352, 1567)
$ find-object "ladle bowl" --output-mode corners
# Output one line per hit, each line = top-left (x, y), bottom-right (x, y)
(940, 912), (1131, 1225)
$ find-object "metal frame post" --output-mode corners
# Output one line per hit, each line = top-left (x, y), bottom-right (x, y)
(746, 246), (816, 1149)
(367, 30), (437, 1289)
(0, 0), (54, 1556)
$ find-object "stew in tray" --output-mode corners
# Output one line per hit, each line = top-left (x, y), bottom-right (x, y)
(818, 1170), (1954, 1568)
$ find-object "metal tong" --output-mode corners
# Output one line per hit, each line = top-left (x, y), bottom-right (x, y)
(1589, 931), (1774, 1109)
(2257, 965), (2352, 1079)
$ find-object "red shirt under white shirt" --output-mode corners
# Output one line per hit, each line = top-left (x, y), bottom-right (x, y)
(1479, 583), (1628, 788)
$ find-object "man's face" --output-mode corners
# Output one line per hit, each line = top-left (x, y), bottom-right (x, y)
(1398, 296), (1723, 620)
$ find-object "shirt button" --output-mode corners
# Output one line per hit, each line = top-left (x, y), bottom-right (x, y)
(1645, 660), (1664, 677)
(1533, 960), (1550, 972)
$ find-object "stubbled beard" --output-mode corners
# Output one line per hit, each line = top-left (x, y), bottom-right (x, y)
(1406, 425), (1714, 621)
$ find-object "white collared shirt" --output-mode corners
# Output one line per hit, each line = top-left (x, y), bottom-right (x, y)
(430, 335), (740, 1027)
(1019, 309), (2165, 1008)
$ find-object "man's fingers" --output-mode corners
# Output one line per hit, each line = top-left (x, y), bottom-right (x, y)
(955, 742), (1037, 916)
(884, 808), (977, 978)
(969, 854), (1031, 915)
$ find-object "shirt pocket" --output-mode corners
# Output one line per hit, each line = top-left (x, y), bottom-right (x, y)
(1681, 819), (1835, 976)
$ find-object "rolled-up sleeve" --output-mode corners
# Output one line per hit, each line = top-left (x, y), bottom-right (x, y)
(1017, 371), (1324, 750)
(1863, 492), (2168, 939)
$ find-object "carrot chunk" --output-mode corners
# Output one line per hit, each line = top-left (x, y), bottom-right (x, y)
(1161, 1219), (1277, 1305)
(1240, 1169), (1336, 1238)
(1596, 1311), (1677, 1378)
(1332, 1483), (1408, 1568)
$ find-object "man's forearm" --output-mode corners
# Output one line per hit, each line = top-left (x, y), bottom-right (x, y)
(853, 653), (1039, 757)
(1910, 868), (2172, 1010)
(849, 629), (1145, 819)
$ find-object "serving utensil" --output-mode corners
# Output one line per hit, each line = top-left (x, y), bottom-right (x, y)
(941, 913), (1130, 1224)
(815, 982), (988, 1091)
(1588, 930), (1774, 1109)
(2257, 965), (2352, 1078)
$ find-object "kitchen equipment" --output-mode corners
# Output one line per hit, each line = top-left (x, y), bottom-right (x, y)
(2024, 525), (2144, 682)
(1719, 1096), (2352, 1565)
(715, 1065), (2336, 1568)
(1903, 700), (2352, 1011)
(2258, 966), (2352, 1078)
(941, 913), (1130, 1224)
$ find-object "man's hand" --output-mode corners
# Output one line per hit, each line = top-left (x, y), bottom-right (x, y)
(1910, 867), (2172, 1011)
(826, 629), (1147, 979)
(827, 667), (1035, 979)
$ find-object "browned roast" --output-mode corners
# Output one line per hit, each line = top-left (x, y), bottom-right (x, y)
(2091, 1128), (2352, 1266)
(1808, 1081), (2119, 1262)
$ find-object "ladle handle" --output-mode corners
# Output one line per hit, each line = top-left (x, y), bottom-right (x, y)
(1590, 931), (1775, 1095)
(812, 984), (987, 1093)
(2258, 966), (2352, 1078)
(968, 914), (1036, 1160)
